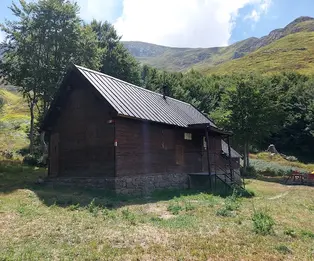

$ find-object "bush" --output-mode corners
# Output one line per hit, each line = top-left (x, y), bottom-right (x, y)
(275, 245), (293, 255)
(285, 156), (298, 162)
(102, 208), (117, 220)
(22, 154), (39, 166)
(121, 208), (137, 225)
(167, 202), (183, 215)
(252, 211), (275, 235)
(216, 208), (233, 217)
(1, 150), (13, 159)
(225, 195), (240, 211)
(241, 165), (257, 177)
(300, 230), (314, 238)
(184, 201), (196, 212)
(250, 159), (307, 177)
(17, 147), (30, 156)
(216, 192), (239, 217)
(87, 198), (99, 217)
(284, 228), (297, 238)
(68, 203), (80, 211)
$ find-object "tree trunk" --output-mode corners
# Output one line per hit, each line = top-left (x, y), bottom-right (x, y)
(29, 102), (35, 155)
(246, 142), (250, 167)
(243, 142), (248, 171)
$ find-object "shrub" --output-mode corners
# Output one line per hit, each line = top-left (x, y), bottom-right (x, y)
(23, 154), (39, 166)
(102, 208), (117, 219)
(252, 211), (275, 235)
(216, 208), (233, 217)
(284, 228), (297, 238)
(17, 147), (30, 156)
(87, 198), (99, 217)
(1, 150), (13, 159)
(275, 245), (293, 255)
(216, 192), (239, 217)
(284, 156), (298, 162)
(225, 195), (240, 211)
(167, 202), (183, 215)
(250, 159), (307, 177)
(68, 203), (80, 211)
(184, 201), (196, 212)
(300, 230), (314, 238)
(241, 165), (257, 177)
(121, 208), (137, 225)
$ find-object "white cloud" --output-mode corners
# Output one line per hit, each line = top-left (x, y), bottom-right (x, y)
(76, 0), (120, 22)
(114, 0), (272, 47)
(244, 0), (271, 22)
(245, 9), (260, 22)
(76, 0), (272, 47)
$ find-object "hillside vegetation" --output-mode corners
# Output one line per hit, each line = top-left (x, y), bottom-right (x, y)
(0, 86), (29, 153)
(123, 16), (314, 73)
(200, 32), (314, 75)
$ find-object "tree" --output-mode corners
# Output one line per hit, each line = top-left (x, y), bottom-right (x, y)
(214, 75), (280, 171)
(90, 20), (141, 85)
(266, 73), (314, 161)
(0, 0), (101, 154)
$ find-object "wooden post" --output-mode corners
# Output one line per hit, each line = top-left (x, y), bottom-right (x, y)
(205, 127), (212, 190)
(227, 136), (233, 182)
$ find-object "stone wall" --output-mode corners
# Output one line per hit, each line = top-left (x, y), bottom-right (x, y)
(45, 173), (189, 195)
(114, 173), (189, 195)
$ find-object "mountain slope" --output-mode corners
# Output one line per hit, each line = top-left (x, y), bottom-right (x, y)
(123, 16), (314, 73)
(199, 31), (314, 75)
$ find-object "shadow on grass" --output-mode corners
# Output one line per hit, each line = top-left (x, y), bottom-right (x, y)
(0, 161), (238, 209)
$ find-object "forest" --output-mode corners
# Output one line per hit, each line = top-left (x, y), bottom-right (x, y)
(1, 0), (314, 166)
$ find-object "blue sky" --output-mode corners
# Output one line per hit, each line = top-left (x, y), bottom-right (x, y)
(230, 0), (314, 43)
(0, 0), (314, 47)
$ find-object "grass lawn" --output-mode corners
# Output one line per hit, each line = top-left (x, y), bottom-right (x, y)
(1, 164), (314, 260)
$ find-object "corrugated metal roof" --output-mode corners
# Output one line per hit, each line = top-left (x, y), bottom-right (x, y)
(221, 140), (242, 158)
(75, 65), (215, 128)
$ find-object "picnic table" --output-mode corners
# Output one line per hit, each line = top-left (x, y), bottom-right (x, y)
(285, 170), (314, 185)
(285, 170), (304, 184)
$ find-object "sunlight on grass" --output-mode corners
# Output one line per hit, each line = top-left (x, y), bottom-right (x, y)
(0, 89), (30, 152)
(1, 163), (314, 260)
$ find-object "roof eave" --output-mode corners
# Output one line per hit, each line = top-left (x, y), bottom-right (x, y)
(188, 123), (233, 136)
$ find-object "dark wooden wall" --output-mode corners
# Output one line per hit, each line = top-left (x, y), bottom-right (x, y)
(49, 82), (116, 177)
(115, 118), (204, 177)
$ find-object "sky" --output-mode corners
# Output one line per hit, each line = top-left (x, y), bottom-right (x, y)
(0, 0), (314, 48)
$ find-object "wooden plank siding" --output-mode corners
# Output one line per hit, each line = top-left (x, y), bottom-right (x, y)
(49, 83), (116, 177)
(115, 118), (204, 177)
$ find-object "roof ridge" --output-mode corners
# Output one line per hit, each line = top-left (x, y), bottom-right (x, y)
(74, 64), (192, 106)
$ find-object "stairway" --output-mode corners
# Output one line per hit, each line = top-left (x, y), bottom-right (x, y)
(214, 167), (245, 191)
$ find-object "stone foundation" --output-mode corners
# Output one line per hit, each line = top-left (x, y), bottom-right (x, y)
(46, 173), (189, 195)
(114, 173), (189, 194)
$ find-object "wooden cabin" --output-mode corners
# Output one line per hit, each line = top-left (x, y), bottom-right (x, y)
(41, 64), (242, 194)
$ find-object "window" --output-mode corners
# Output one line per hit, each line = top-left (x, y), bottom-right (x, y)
(203, 136), (207, 149)
(184, 133), (192, 140)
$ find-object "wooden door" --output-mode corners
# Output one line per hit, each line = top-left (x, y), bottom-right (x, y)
(175, 145), (184, 165)
(49, 133), (59, 177)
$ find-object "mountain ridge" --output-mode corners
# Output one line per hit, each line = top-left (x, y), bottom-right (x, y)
(122, 16), (314, 73)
